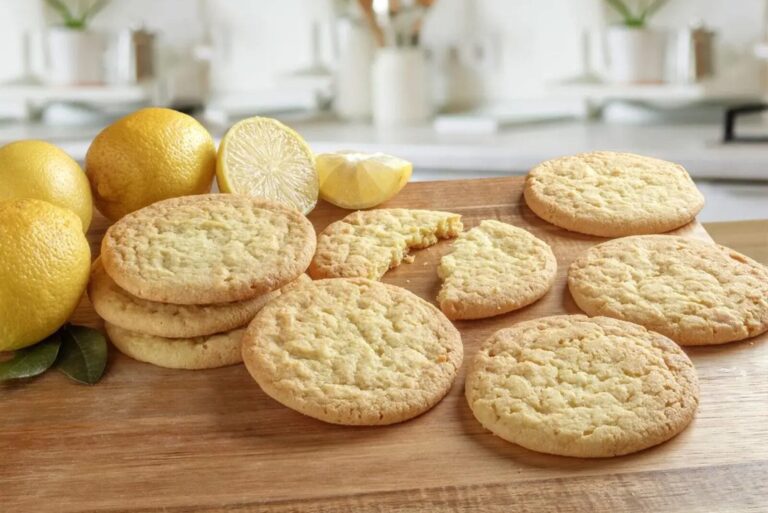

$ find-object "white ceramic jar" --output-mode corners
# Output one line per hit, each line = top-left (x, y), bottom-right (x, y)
(46, 27), (105, 85)
(371, 47), (432, 127)
(605, 26), (667, 84)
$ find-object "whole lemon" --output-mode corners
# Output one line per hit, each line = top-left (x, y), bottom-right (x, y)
(0, 140), (93, 231)
(85, 108), (216, 220)
(0, 199), (91, 352)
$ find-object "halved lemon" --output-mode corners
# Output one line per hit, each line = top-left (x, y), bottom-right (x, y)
(216, 117), (318, 214)
(316, 151), (412, 210)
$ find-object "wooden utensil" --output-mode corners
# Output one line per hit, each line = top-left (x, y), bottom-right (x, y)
(357, 0), (385, 47)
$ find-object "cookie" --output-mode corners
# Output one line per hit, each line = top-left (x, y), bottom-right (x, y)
(101, 194), (315, 305)
(242, 278), (463, 425)
(437, 220), (557, 319)
(309, 209), (462, 280)
(89, 259), (309, 338)
(569, 235), (768, 345)
(106, 322), (244, 370)
(466, 315), (699, 458)
(524, 151), (704, 237)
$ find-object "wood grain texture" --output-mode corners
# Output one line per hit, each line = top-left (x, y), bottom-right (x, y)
(2, 177), (767, 513)
(704, 219), (768, 265)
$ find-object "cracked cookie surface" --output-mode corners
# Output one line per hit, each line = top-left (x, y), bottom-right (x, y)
(569, 235), (768, 345)
(466, 315), (699, 458)
(101, 194), (315, 304)
(524, 151), (704, 237)
(437, 220), (557, 319)
(242, 278), (463, 425)
(309, 208), (462, 280)
(106, 322), (244, 369)
(89, 259), (308, 338)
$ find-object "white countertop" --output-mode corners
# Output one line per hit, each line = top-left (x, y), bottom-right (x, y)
(1, 118), (767, 181)
(296, 120), (768, 181)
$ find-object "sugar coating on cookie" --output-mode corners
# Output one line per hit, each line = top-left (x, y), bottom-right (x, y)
(242, 278), (463, 425)
(569, 235), (768, 345)
(466, 315), (699, 458)
(524, 151), (704, 237)
(101, 194), (316, 305)
(309, 208), (462, 280)
(437, 220), (557, 319)
(89, 260), (311, 338)
(106, 322), (245, 370)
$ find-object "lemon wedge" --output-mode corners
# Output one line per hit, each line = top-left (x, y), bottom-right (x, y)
(316, 151), (412, 210)
(216, 117), (318, 214)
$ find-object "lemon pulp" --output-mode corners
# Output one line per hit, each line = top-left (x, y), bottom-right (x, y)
(316, 151), (412, 210)
(216, 117), (318, 215)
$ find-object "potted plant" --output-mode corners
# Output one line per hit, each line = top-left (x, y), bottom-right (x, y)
(45, 0), (109, 85)
(604, 0), (670, 84)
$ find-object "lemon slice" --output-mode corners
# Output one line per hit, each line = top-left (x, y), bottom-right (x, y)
(316, 151), (412, 210)
(216, 117), (318, 214)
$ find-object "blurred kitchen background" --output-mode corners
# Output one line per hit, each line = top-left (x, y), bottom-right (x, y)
(1, 0), (768, 221)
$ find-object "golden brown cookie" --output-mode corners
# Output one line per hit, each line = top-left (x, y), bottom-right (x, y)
(242, 278), (463, 425)
(437, 220), (557, 319)
(309, 208), (462, 280)
(106, 322), (244, 370)
(524, 152), (704, 237)
(89, 259), (309, 338)
(101, 194), (315, 304)
(568, 235), (768, 345)
(466, 315), (699, 457)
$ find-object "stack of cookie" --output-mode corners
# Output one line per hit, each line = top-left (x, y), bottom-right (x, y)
(89, 194), (316, 370)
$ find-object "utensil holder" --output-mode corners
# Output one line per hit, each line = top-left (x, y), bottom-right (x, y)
(372, 47), (431, 126)
(335, 17), (375, 120)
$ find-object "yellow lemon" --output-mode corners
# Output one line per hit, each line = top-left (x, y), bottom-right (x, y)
(316, 151), (412, 210)
(86, 107), (216, 221)
(216, 117), (318, 214)
(0, 140), (93, 231)
(0, 199), (91, 352)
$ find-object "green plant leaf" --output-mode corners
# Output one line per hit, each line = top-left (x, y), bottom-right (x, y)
(45, 0), (109, 29)
(0, 335), (62, 381)
(56, 324), (108, 385)
(45, 0), (75, 24)
(605, 0), (634, 20)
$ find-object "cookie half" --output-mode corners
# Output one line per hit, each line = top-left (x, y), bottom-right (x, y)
(101, 194), (315, 304)
(437, 220), (557, 319)
(242, 278), (463, 425)
(466, 315), (699, 458)
(524, 151), (704, 237)
(569, 235), (768, 345)
(89, 260), (311, 338)
(106, 322), (244, 370)
(309, 208), (462, 280)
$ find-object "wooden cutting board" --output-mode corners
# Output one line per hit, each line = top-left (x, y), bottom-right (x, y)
(3, 177), (767, 513)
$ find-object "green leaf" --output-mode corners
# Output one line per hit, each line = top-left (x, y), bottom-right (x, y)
(605, 0), (634, 20)
(56, 324), (108, 385)
(0, 335), (62, 381)
(45, 0), (76, 24)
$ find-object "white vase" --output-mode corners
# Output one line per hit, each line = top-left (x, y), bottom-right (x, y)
(372, 48), (432, 127)
(605, 26), (667, 84)
(45, 27), (106, 85)
(334, 17), (375, 120)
